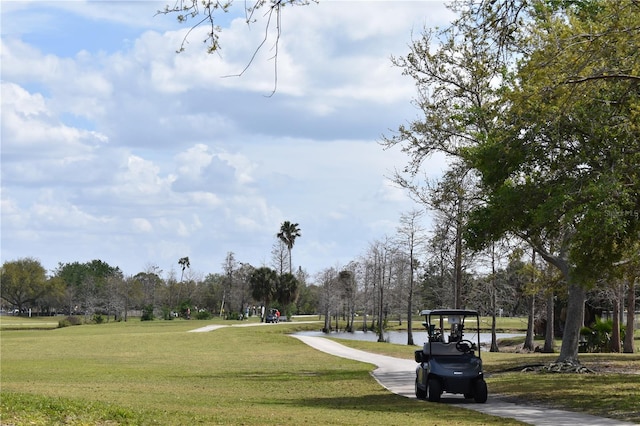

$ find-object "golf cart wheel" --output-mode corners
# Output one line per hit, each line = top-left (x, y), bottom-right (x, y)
(473, 379), (488, 403)
(415, 377), (426, 399)
(427, 378), (442, 402)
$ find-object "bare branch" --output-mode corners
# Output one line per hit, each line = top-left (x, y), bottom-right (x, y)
(564, 74), (640, 84)
(158, 0), (315, 95)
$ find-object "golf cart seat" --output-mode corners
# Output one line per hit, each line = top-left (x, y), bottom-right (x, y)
(422, 342), (464, 357)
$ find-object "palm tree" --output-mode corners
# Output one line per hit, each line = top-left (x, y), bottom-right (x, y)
(178, 257), (190, 282)
(249, 267), (278, 322)
(277, 221), (301, 274)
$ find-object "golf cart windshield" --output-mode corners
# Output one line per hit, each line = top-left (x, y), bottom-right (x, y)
(420, 309), (481, 352)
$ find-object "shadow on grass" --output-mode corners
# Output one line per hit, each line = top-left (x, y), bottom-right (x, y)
(273, 393), (496, 420)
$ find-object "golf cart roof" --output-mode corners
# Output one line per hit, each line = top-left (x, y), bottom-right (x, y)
(419, 309), (478, 317)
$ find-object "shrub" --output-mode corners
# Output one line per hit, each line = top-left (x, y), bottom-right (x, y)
(580, 317), (613, 352)
(93, 314), (105, 324)
(141, 305), (154, 321)
(58, 316), (82, 328)
(161, 307), (173, 321)
(196, 310), (212, 320)
(225, 311), (240, 320)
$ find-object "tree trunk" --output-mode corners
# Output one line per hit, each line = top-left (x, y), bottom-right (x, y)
(543, 290), (555, 353)
(490, 309), (499, 352)
(490, 243), (499, 352)
(323, 308), (331, 333)
(523, 249), (536, 351)
(523, 295), (535, 351)
(533, 239), (584, 363)
(377, 281), (385, 342)
(623, 278), (636, 353)
(407, 283), (414, 346)
(610, 283), (622, 353)
(454, 206), (463, 309)
(377, 263), (386, 343)
(557, 282), (586, 363)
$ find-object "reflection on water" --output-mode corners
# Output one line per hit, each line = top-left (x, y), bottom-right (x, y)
(295, 330), (524, 348)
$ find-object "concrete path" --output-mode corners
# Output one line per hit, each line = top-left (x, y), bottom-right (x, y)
(291, 335), (637, 426)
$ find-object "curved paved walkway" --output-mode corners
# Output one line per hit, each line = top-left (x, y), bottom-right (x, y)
(291, 335), (637, 426)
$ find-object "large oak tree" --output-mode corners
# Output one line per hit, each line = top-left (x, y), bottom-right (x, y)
(464, 0), (640, 363)
(389, 0), (639, 363)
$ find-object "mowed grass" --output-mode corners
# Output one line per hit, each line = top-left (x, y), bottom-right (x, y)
(0, 315), (59, 330)
(331, 332), (640, 424)
(1, 318), (521, 425)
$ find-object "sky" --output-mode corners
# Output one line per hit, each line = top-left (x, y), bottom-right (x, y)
(1, 0), (454, 280)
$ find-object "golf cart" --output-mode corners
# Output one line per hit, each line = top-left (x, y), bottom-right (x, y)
(414, 309), (487, 403)
(265, 308), (280, 323)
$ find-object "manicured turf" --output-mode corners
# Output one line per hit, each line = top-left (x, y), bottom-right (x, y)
(1, 318), (521, 425)
(2, 316), (638, 424)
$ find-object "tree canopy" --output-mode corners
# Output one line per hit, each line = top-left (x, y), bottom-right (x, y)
(465, 0), (640, 282)
(1, 258), (50, 312)
(388, 0), (639, 363)
(277, 221), (301, 274)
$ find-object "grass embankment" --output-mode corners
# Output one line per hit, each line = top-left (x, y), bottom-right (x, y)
(1, 317), (520, 426)
(2, 315), (639, 424)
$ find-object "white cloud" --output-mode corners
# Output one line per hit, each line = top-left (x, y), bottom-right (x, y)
(1, 1), (453, 277)
(131, 217), (153, 233)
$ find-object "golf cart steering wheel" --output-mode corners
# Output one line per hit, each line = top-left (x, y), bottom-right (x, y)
(455, 339), (474, 353)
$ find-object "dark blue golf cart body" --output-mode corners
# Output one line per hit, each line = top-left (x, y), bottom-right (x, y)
(414, 309), (487, 403)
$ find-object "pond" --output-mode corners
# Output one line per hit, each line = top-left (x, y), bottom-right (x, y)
(295, 329), (524, 349)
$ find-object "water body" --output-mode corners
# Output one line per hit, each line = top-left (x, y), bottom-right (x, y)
(295, 330), (524, 349)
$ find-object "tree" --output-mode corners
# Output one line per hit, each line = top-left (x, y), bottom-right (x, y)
(521, 250), (543, 352)
(55, 259), (122, 319)
(366, 238), (395, 342)
(134, 266), (163, 309)
(295, 280), (318, 315)
(220, 252), (237, 317)
(621, 247), (639, 353)
(430, 165), (479, 309)
(337, 268), (357, 332)
(381, 7), (498, 308)
(234, 262), (255, 317)
(417, 168), (478, 311)
(482, 241), (512, 352)
(249, 267), (278, 321)
(275, 272), (299, 319)
(277, 221), (301, 274)
(388, 0), (638, 364)
(623, 276), (637, 354)
(271, 240), (288, 275)
(464, 0), (640, 364)
(396, 209), (426, 345)
(317, 267), (339, 333)
(104, 274), (135, 321)
(178, 257), (190, 282)
(198, 272), (226, 314)
(1, 258), (49, 313)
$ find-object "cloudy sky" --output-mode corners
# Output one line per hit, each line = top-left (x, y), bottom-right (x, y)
(1, 0), (453, 279)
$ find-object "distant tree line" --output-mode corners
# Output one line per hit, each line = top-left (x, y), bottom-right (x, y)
(3, 212), (638, 356)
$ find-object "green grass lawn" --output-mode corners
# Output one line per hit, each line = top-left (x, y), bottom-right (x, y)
(0, 315), (60, 330)
(329, 332), (640, 424)
(1, 316), (638, 425)
(0, 318), (521, 425)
